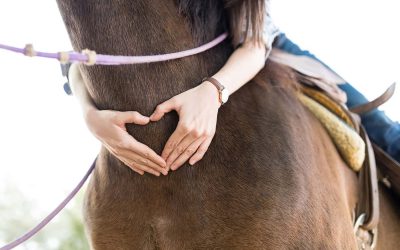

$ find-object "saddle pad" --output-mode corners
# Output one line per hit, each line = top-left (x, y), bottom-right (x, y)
(298, 93), (365, 171)
(301, 86), (357, 130)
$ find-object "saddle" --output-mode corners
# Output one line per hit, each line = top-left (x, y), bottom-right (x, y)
(299, 83), (398, 250)
(269, 48), (399, 249)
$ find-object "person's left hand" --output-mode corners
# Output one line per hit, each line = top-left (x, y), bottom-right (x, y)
(150, 81), (221, 171)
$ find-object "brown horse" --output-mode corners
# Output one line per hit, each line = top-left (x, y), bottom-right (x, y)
(56, 1), (400, 249)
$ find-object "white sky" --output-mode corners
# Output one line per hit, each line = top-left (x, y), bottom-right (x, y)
(0, 0), (399, 247)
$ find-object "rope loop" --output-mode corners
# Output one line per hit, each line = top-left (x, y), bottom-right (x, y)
(82, 49), (96, 65)
(24, 44), (36, 57)
(58, 51), (70, 64)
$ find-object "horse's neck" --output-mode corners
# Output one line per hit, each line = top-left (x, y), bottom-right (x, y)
(56, 0), (231, 113)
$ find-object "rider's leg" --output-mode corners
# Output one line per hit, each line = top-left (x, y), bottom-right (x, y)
(272, 33), (400, 162)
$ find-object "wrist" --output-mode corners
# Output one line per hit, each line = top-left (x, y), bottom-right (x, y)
(199, 81), (222, 108)
(202, 76), (229, 106)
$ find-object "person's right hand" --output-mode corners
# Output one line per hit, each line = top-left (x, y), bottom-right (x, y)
(84, 108), (168, 176)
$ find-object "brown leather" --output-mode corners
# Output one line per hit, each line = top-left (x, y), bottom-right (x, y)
(202, 77), (224, 91)
(356, 126), (380, 231)
(202, 77), (225, 104)
(269, 48), (346, 85)
(350, 83), (396, 114)
(269, 48), (348, 104)
(373, 143), (400, 196)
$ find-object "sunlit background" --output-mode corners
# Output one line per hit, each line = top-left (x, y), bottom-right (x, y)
(0, 0), (399, 249)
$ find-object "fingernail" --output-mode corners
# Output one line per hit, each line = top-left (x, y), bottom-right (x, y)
(163, 170), (168, 175)
(170, 164), (176, 170)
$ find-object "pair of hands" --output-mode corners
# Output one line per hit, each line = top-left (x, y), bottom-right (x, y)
(85, 81), (221, 176)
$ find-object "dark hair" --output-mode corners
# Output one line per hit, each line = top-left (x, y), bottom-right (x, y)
(224, 0), (266, 47)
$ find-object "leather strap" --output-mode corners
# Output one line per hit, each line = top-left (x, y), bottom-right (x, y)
(269, 48), (348, 104)
(350, 83), (396, 114)
(203, 77), (224, 91)
(203, 77), (226, 105)
(373, 143), (400, 196)
(356, 126), (380, 231)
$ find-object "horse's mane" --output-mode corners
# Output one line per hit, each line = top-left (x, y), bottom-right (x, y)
(176, 0), (299, 92)
(176, 0), (228, 45)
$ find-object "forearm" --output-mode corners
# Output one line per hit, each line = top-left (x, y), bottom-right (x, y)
(210, 41), (267, 94)
(69, 63), (97, 115)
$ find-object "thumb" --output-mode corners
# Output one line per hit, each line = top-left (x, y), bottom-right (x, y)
(117, 111), (150, 125)
(150, 98), (177, 122)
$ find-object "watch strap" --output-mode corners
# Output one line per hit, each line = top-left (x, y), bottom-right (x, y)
(202, 77), (225, 91)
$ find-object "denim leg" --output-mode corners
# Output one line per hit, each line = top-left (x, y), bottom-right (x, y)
(273, 33), (400, 162)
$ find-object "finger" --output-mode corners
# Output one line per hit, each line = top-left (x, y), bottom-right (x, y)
(118, 156), (145, 175)
(170, 137), (205, 171)
(103, 145), (145, 175)
(128, 140), (167, 168)
(119, 149), (168, 175)
(118, 111), (150, 125)
(119, 153), (161, 176)
(189, 136), (213, 165)
(166, 131), (202, 168)
(134, 164), (161, 177)
(161, 122), (191, 160)
(150, 98), (178, 122)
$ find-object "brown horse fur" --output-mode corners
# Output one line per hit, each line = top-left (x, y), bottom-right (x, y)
(56, 1), (400, 249)
(376, 185), (400, 249)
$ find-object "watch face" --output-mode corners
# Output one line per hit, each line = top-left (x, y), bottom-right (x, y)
(221, 89), (229, 103)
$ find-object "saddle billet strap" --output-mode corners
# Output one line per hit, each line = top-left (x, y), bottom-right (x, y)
(356, 126), (380, 231)
(373, 143), (400, 196)
(350, 83), (396, 114)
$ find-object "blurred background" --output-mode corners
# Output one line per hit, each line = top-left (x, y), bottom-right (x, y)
(0, 0), (399, 249)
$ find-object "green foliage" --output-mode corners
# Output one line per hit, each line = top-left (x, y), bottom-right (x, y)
(0, 185), (90, 250)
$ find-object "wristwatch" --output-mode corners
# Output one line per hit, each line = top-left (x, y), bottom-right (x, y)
(202, 77), (229, 105)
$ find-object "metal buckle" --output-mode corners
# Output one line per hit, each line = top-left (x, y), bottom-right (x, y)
(354, 214), (378, 249)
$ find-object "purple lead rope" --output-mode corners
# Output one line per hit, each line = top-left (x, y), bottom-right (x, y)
(0, 158), (96, 250)
(0, 32), (228, 65)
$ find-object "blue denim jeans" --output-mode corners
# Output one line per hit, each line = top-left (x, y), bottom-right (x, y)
(273, 33), (400, 162)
